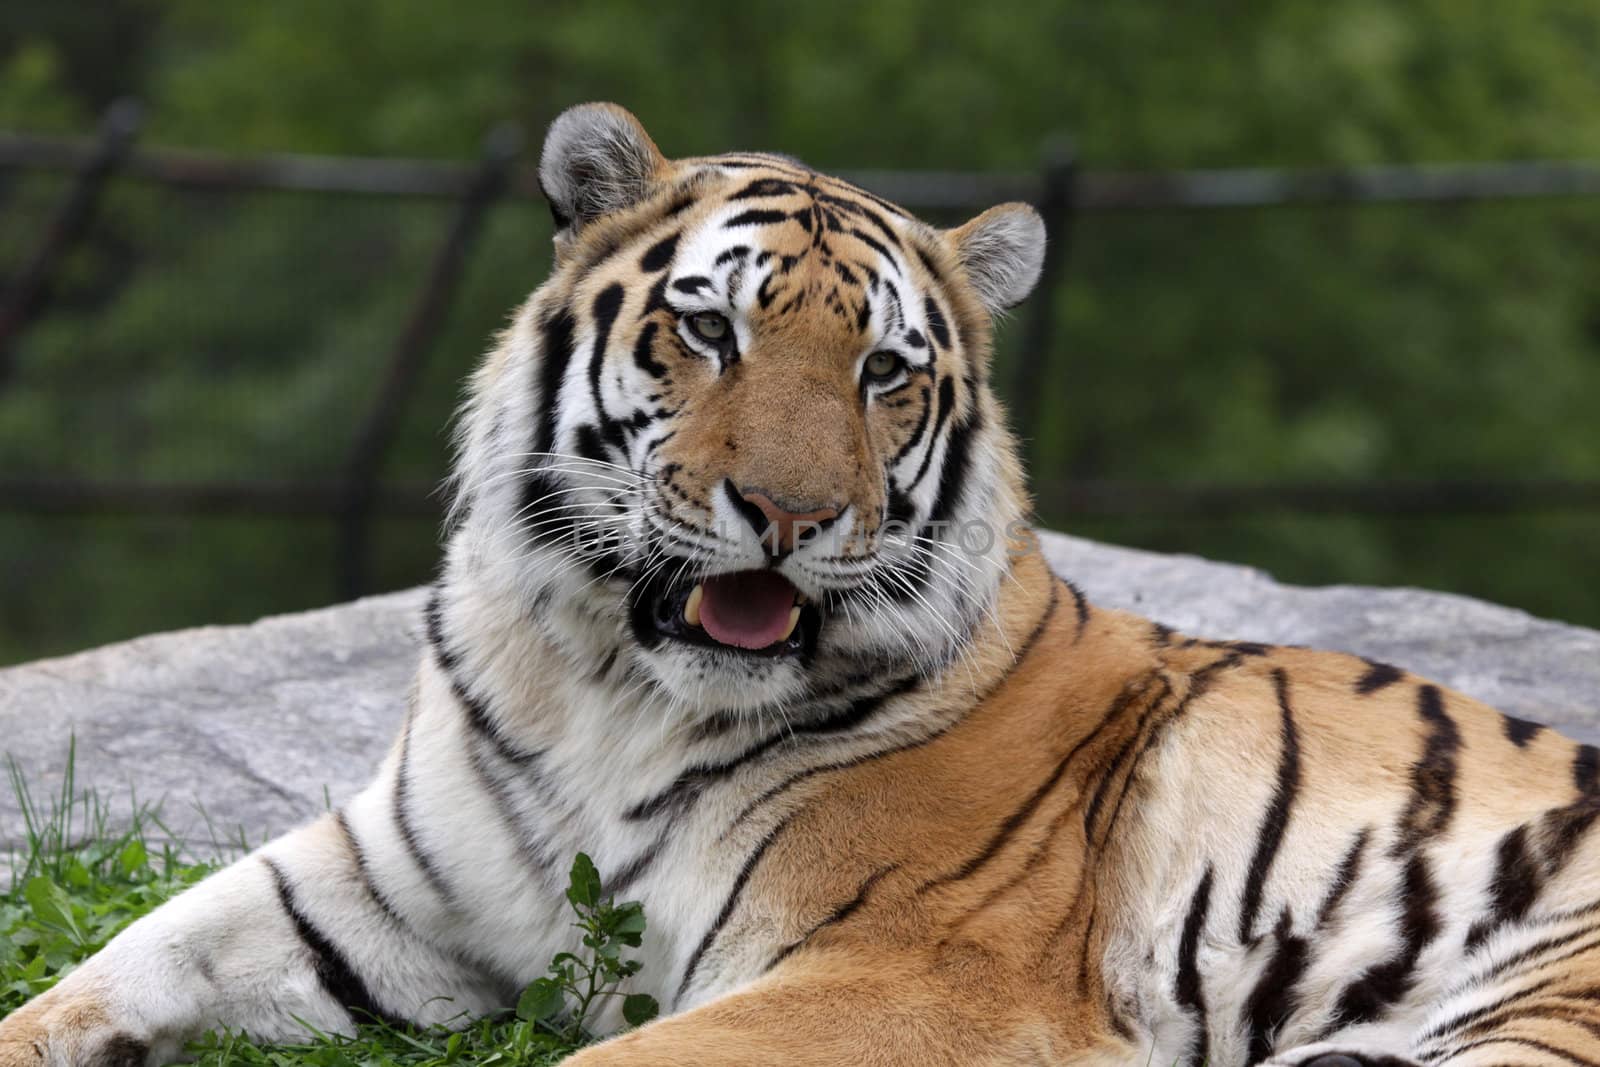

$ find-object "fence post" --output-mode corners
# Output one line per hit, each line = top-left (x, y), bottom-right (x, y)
(1008, 135), (1077, 462)
(334, 122), (522, 600)
(0, 97), (142, 384)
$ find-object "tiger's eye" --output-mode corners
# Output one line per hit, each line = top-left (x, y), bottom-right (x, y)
(688, 312), (730, 343)
(863, 350), (904, 382)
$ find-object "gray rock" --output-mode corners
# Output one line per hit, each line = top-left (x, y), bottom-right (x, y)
(2, 532), (1596, 864)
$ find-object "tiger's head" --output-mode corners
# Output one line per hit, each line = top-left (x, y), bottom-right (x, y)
(448, 103), (1045, 717)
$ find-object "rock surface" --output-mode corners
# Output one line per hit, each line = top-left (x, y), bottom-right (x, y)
(3, 531), (1597, 861)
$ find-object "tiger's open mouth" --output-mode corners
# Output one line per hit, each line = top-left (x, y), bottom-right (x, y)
(633, 569), (823, 658)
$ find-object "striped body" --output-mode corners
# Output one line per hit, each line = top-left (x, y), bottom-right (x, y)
(3, 104), (1597, 1067)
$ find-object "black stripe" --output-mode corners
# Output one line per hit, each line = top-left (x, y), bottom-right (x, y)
(392, 717), (457, 905)
(728, 177), (799, 200)
(632, 320), (667, 378)
(1062, 579), (1090, 639)
(1503, 713), (1546, 747)
(334, 810), (407, 928)
(926, 406), (979, 528)
(639, 231), (680, 272)
(533, 305), (577, 456)
(724, 208), (791, 229)
(918, 675), (1158, 896)
(1315, 827), (1371, 927)
(424, 593), (541, 766)
(1237, 669), (1302, 942)
(1541, 794), (1600, 873)
(573, 422), (611, 469)
(639, 274), (670, 320)
(263, 856), (406, 1027)
(764, 864), (895, 972)
(677, 813), (795, 1006)
(625, 675), (921, 823)
(1245, 907), (1309, 1064)
(1577, 744), (1600, 793)
(1330, 852), (1440, 1028)
(661, 191), (696, 217)
(1092, 654), (1245, 854)
(923, 296), (951, 349)
(1465, 824), (1543, 950)
(910, 618), (1136, 918)
(818, 194), (903, 250)
(712, 156), (812, 177)
(904, 376), (955, 494)
(846, 226), (895, 264)
(817, 174), (912, 219)
(1355, 659), (1404, 695)
(587, 283), (625, 429)
(1091, 662), (1233, 852)
(464, 736), (559, 882)
(884, 485), (916, 526)
(591, 646), (619, 685)
(1392, 684), (1461, 856)
(334, 810), (520, 1001)
(1175, 865), (1214, 1067)
(601, 838), (666, 898)
(1081, 683), (1171, 841)
(880, 278), (904, 332)
(889, 386), (934, 467)
(577, 233), (624, 274)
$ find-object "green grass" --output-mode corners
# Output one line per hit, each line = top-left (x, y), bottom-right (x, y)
(2, 745), (656, 1066)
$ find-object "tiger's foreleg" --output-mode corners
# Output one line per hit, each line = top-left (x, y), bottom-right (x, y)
(561, 953), (1119, 1067)
(0, 805), (509, 1067)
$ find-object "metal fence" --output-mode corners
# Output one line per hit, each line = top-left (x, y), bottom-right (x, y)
(5, 98), (1600, 598)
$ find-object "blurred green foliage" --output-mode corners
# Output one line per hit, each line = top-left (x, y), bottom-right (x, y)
(2, 0), (1599, 664)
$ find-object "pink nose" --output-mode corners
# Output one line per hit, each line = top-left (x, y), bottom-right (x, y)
(730, 484), (840, 555)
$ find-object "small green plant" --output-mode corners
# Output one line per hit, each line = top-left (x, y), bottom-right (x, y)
(3, 744), (209, 1013)
(515, 853), (660, 1044)
(4, 749), (659, 1066)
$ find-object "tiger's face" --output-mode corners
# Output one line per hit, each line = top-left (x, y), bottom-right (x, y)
(450, 104), (1045, 717)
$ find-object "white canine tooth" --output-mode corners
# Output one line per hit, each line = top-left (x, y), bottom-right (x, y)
(683, 584), (704, 628)
(782, 605), (801, 641)
(795, 592), (809, 606)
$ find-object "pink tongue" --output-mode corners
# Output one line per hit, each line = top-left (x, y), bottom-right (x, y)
(698, 570), (798, 650)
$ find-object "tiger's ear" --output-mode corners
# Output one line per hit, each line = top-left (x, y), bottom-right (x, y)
(538, 103), (668, 236)
(946, 203), (1048, 313)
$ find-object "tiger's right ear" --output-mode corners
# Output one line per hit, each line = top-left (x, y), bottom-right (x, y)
(538, 103), (668, 240)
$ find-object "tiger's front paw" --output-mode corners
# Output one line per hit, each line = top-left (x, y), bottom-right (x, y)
(0, 986), (149, 1067)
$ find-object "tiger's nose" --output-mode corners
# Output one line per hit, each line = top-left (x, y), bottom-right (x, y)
(725, 481), (841, 556)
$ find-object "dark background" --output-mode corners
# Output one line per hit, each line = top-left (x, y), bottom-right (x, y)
(3, 0), (1599, 666)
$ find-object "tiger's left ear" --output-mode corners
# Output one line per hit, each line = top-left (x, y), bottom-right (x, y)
(946, 203), (1048, 313)
(538, 102), (669, 236)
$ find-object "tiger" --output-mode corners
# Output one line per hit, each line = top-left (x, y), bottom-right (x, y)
(4, 101), (1600, 1067)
